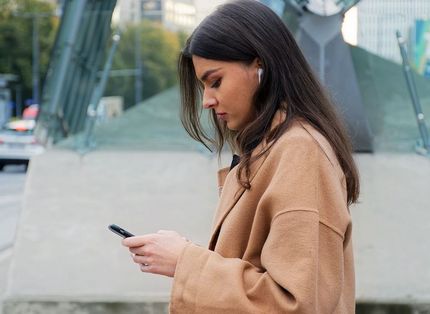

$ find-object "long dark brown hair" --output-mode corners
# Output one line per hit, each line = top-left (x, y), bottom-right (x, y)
(178, 0), (359, 205)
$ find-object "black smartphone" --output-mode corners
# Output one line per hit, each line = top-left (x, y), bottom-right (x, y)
(108, 224), (135, 238)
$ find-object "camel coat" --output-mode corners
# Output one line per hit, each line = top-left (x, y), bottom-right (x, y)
(169, 116), (355, 313)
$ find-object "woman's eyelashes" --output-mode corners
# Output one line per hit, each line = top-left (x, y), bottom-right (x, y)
(211, 78), (221, 88)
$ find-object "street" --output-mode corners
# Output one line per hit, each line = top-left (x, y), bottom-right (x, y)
(0, 165), (26, 312)
(0, 165), (26, 251)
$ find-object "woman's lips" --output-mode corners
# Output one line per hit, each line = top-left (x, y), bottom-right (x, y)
(216, 113), (227, 121)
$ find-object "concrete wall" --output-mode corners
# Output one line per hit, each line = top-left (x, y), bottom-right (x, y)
(2, 149), (430, 313)
(2, 149), (221, 313)
(351, 153), (430, 304)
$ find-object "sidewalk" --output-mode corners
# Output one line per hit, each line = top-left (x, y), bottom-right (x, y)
(0, 249), (12, 314)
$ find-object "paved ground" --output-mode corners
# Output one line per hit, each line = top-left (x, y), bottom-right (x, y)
(0, 249), (12, 314)
(0, 165), (26, 251)
(0, 165), (27, 314)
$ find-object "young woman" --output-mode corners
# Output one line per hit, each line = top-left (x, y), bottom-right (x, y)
(123, 1), (359, 313)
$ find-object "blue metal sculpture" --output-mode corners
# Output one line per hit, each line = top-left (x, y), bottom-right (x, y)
(284, 0), (373, 152)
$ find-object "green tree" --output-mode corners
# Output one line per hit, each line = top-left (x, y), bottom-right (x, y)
(105, 21), (183, 109)
(0, 0), (58, 111)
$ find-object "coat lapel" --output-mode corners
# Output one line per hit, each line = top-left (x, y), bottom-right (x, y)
(208, 110), (288, 250)
(208, 140), (270, 250)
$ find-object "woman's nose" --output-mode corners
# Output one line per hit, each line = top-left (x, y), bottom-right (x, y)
(202, 93), (217, 109)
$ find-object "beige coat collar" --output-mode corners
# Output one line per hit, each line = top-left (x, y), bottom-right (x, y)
(210, 110), (287, 249)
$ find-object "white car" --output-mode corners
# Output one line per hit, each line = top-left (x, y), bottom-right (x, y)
(0, 121), (45, 171)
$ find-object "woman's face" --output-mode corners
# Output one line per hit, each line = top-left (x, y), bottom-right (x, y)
(192, 55), (260, 131)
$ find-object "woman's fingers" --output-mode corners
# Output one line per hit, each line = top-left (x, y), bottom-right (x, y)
(131, 253), (152, 265)
(139, 263), (152, 272)
(123, 230), (190, 277)
(129, 246), (149, 255)
(130, 253), (159, 273)
(122, 234), (156, 248)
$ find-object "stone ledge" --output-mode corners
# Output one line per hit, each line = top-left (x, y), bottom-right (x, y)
(3, 301), (430, 314)
(2, 301), (169, 314)
(357, 302), (430, 314)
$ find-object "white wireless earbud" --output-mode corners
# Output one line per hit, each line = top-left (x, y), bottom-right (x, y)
(257, 68), (264, 84)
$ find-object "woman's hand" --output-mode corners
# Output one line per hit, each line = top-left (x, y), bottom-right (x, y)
(122, 230), (190, 277)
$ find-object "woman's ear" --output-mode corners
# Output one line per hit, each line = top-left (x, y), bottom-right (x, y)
(252, 58), (262, 70)
(257, 59), (263, 69)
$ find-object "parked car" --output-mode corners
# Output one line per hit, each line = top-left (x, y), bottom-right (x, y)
(0, 120), (45, 171)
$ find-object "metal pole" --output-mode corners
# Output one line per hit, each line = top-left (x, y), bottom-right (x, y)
(396, 30), (430, 151)
(32, 16), (40, 105)
(16, 85), (22, 117)
(134, 2), (143, 105)
(13, 12), (52, 108)
(83, 33), (121, 149)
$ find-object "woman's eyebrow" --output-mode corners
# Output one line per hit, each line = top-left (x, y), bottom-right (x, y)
(200, 68), (222, 82)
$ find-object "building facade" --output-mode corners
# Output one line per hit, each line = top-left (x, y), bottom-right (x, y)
(113, 0), (196, 32)
(194, 0), (227, 25)
(113, 0), (290, 33)
(356, 0), (430, 63)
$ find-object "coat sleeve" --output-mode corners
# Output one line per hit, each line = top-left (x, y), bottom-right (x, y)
(169, 137), (346, 314)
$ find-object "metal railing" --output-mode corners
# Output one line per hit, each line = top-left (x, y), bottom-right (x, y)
(396, 30), (430, 155)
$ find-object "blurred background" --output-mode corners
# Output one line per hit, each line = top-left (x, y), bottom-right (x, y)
(0, 0), (430, 313)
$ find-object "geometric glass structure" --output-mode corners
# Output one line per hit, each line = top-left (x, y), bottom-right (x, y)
(35, 0), (117, 145)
